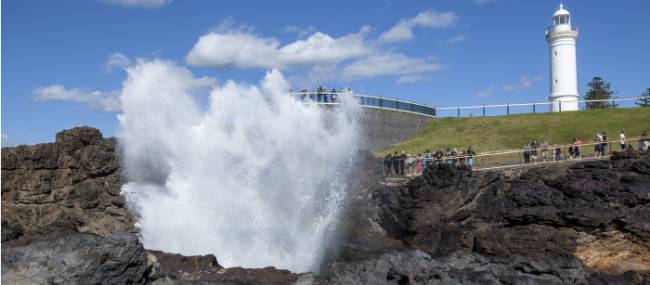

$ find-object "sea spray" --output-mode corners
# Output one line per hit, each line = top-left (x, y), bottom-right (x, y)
(119, 59), (360, 272)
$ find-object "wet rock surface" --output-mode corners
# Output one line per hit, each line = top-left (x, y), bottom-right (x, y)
(2, 127), (649, 284)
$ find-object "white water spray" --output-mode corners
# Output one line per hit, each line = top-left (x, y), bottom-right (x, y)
(119, 59), (360, 272)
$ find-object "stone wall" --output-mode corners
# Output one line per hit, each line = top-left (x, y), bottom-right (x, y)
(359, 107), (433, 151)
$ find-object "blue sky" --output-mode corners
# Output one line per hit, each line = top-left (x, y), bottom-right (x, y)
(2, 0), (649, 145)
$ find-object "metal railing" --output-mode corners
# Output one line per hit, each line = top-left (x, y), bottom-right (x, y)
(383, 136), (650, 177)
(436, 96), (648, 118)
(545, 24), (579, 35)
(289, 92), (437, 117)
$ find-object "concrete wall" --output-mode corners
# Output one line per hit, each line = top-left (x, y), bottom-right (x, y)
(358, 107), (433, 151)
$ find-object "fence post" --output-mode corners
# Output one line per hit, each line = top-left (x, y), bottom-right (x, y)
(507, 104), (510, 116)
(457, 106), (460, 118)
(533, 102), (536, 113)
(559, 101), (562, 112)
(482, 104), (486, 117)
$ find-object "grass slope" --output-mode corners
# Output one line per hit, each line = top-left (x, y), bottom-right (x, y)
(377, 108), (650, 156)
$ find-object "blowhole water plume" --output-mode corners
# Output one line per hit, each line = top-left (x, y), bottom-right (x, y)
(119, 59), (360, 272)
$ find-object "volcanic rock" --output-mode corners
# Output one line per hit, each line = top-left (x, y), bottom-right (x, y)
(1, 126), (135, 237)
(323, 156), (650, 284)
(1, 229), (149, 284)
(2, 127), (650, 284)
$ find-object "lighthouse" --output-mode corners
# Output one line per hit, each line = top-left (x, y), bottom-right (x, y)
(546, 3), (579, 112)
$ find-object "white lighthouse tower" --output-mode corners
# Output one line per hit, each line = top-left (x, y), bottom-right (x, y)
(546, 3), (579, 112)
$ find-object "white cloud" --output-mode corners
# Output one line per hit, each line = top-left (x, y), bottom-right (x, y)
(98, 0), (172, 9)
(34, 59), (216, 113)
(33, 85), (122, 112)
(186, 32), (281, 69)
(503, 75), (543, 91)
(342, 53), (443, 82)
(105, 52), (132, 73)
(378, 10), (459, 44)
(476, 86), (495, 98)
(187, 18), (450, 83)
(448, 34), (468, 44)
(186, 25), (373, 70)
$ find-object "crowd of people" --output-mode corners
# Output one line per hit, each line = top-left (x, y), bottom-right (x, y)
(523, 130), (650, 163)
(384, 130), (649, 177)
(383, 147), (476, 177)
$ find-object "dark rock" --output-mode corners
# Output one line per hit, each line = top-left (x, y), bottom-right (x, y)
(146, 250), (304, 285)
(318, 250), (597, 285)
(1, 230), (149, 284)
(327, 156), (650, 283)
(1, 218), (23, 242)
(3, 127), (650, 284)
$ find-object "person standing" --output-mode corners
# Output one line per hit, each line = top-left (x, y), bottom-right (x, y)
(399, 151), (407, 176)
(531, 141), (538, 163)
(594, 133), (602, 157)
(452, 148), (459, 167)
(541, 141), (548, 162)
(574, 137), (583, 159)
(620, 131), (626, 150)
(392, 151), (400, 176)
(602, 132), (608, 155)
(466, 146), (476, 169)
(523, 143), (530, 164)
(384, 153), (392, 176)
(416, 154), (423, 175)
(458, 148), (466, 166)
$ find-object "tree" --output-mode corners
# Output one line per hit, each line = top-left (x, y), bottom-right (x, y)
(637, 88), (650, 107)
(584, 77), (615, 109)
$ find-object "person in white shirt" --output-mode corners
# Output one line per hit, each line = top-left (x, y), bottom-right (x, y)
(619, 131), (626, 150)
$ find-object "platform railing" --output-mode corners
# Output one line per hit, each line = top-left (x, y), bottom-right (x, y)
(289, 92), (437, 117)
(383, 136), (649, 177)
(436, 96), (648, 118)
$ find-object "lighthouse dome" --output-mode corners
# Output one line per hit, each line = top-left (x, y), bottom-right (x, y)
(553, 3), (570, 17)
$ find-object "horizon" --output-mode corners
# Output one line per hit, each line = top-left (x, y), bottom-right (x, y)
(2, 0), (650, 146)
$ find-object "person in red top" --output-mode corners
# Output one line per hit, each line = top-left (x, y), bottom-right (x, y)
(572, 137), (583, 159)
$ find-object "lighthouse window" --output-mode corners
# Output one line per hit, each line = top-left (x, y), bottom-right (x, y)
(554, 51), (557, 56)
(554, 79), (558, 85)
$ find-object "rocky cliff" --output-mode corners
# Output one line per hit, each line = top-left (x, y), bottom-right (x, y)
(1, 127), (134, 237)
(2, 127), (649, 284)
(323, 157), (650, 284)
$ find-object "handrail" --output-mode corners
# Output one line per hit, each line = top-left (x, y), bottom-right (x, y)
(289, 92), (437, 117)
(289, 92), (437, 110)
(545, 24), (579, 35)
(382, 135), (648, 178)
(436, 96), (646, 110)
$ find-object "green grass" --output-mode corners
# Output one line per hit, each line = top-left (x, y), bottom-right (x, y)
(377, 108), (650, 159)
